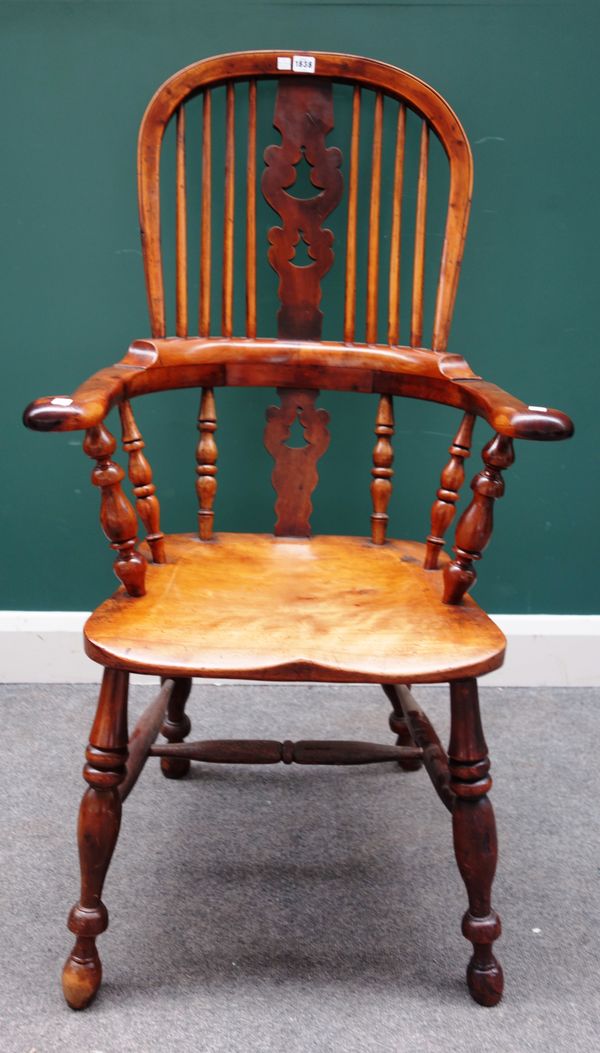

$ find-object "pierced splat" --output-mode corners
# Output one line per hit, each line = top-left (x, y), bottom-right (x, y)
(264, 388), (330, 537)
(262, 79), (343, 340)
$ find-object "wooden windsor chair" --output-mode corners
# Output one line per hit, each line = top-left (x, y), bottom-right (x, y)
(24, 50), (573, 1010)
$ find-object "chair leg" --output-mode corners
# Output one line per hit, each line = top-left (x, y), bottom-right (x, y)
(160, 676), (192, 779)
(62, 668), (129, 1010)
(449, 679), (503, 1006)
(381, 684), (423, 771)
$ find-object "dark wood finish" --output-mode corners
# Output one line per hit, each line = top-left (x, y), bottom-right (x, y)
(83, 423), (146, 596)
(370, 394), (394, 544)
(262, 78), (342, 340)
(388, 103), (406, 346)
(222, 82), (235, 338)
(264, 389), (330, 537)
(199, 89), (212, 338)
(119, 399), (165, 564)
(411, 120), (429, 349)
(160, 676), (193, 779)
(175, 105), (188, 338)
(22, 51), (574, 1010)
(424, 411), (475, 570)
(83, 533), (505, 681)
(449, 679), (503, 1006)
(343, 85), (360, 344)
(390, 683), (454, 809)
(150, 738), (422, 766)
(62, 669), (129, 1010)
(119, 678), (174, 800)
(366, 90), (383, 345)
(444, 433), (514, 604)
(246, 79), (257, 339)
(196, 387), (218, 540)
(382, 682), (423, 772)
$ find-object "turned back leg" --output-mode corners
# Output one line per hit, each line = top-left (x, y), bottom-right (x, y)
(160, 677), (192, 779)
(449, 678), (503, 1006)
(382, 684), (423, 771)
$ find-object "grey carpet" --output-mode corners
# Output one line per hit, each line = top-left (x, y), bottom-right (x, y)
(1, 684), (599, 1053)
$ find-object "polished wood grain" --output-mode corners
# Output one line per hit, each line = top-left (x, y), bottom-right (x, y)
(222, 82), (235, 338)
(83, 423), (146, 596)
(343, 85), (360, 344)
(449, 679), (503, 1005)
(62, 668), (129, 1010)
(424, 411), (475, 570)
(411, 120), (429, 349)
(84, 533), (505, 681)
(23, 51), (575, 1011)
(444, 433), (514, 604)
(246, 78), (257, 339)
(264, 389), (330, 537)
(175, 106), (188, 338)
(262, 78), (342, 340)
(119, 399), (165, 564)
(366, 91), (383, 345)
(196, 387), (218, 540)
(199, 89), (212, 338)
(388, 103), (406, 346)
(370, 394), (394, 544)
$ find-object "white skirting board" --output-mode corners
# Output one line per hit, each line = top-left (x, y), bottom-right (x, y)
(0, 612), (598, 686)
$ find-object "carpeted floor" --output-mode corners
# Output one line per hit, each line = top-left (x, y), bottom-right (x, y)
(1, 683), (599, 1052)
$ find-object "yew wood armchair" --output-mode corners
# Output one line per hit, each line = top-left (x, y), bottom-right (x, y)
(24, 51), (573, 1010)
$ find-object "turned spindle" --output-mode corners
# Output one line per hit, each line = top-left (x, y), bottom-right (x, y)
(370, 395), (394, 544)
(443, 433), (514, 604)
(196, 387), (218, 540)
(449, 679), (503, 1006)
(424, 412), (475, 569)
(62, 669), (129, 1010)
(83, 424), (146, 596)
(160, 677), (193, 779)
(119, 400), (165, 563)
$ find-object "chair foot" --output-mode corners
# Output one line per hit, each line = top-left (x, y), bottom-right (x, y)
(160, 677), (192, 779)
(62, 936), (102, 1010)
(463, 912), (504, 1006)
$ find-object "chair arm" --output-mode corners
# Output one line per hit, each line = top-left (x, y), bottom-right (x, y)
(449, 377), (573, 441)
(22, 341), (158, 432)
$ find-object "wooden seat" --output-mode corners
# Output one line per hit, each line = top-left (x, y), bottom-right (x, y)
(85, 533), (505, 682)
(24, 50), (573, 1013)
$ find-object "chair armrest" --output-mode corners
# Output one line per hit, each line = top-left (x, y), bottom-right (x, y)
(449, 377), (573, 441)
(22, 341), (158, 432)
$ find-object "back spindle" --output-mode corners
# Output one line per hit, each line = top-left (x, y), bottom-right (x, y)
(387, 103), (406, 346)
(196, 388), (218, 540)
(366, 91), (383, 345)
(424, 412), (475, 570)
(119, 400), (166, 564)
(199, 89), (212, 338)
(370, 394), (394, 544)
(222, 82), (235, 338)
(343, 86), (361, 344)
(411, 120), (429, 348)
(246, 79), (257, 338)
(175, 106), (188, 338)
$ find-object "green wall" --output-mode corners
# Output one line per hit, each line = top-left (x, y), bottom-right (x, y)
(2, 0), (596, 613)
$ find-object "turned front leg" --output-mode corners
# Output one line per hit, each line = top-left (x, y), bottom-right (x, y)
(449, 679), (503, 1006)
(160, 677), (192, 779)
(62, 669), (129, 1010)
